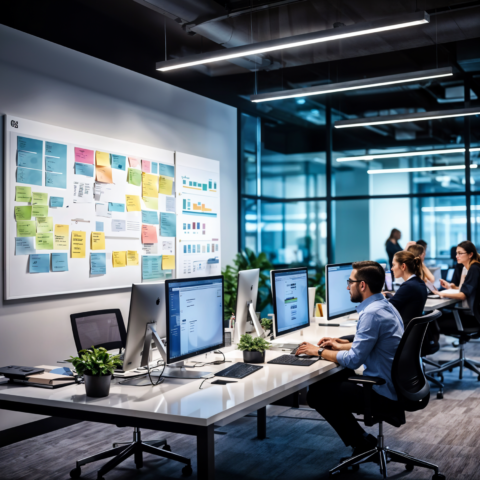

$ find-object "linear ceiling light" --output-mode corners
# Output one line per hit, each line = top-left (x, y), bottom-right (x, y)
(367, 165), (478, 174)
(156, 11), (429, 72)
(335, 106), (480, 129)
(337, 146), (480, 162)
(250, 67), (451, 103)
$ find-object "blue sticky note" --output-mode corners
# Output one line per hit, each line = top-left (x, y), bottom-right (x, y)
(91, 252), (106, 275)
(50, 196), (64, 208)
(108, 202), (125, 212)
(52, 253), (68, 272)
(142, 210), (159, 225)
(111, 154), (126, 171)
(17, 136), (43, 154)
(45, 142), (67, 160)
(45, 156), (67, 175)
(17, 151), (42, 170)
(160, 212), (176, 237)
(46, 171), (67, 189)
(96, 221), (104, 232)
(15, 237), (36, 255)
(151, 162), (158, 175)
(142, 255), (162, 280)
(17, 167), (42, 186)
(29, 254), (50, 273)
(159, 164), (174, 178)
(75, 162), (94, 177)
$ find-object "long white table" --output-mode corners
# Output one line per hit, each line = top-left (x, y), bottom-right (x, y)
(424, 296), (457, 312)
(0, 322), (356, 480)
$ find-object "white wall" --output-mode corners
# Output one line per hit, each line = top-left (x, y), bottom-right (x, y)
(0, 25), (237, 431)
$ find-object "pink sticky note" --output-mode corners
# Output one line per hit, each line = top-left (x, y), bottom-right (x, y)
(74, 147), (94, 165)
(129, 157), (140, 168)
(141, 224), (158, 244)
(142, 160), (151, 173)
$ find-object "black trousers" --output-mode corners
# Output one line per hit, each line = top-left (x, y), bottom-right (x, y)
(307, 369), (401, 448)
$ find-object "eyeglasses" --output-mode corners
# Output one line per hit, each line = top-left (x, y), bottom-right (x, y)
(456, 251), (468, 256)
(347, 278), (362, 286)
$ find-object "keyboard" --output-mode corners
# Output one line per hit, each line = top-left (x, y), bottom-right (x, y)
(215, 363), (263, 379)
(268, 355), (320, 367)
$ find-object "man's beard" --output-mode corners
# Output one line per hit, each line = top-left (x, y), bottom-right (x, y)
(350, 290), (362, 303)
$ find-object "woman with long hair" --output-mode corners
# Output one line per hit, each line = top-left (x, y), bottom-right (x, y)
(407, 244), (435, 284)
(385, 228), (402, 267)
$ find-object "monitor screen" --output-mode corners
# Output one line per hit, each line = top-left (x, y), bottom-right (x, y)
(165, 276), (224, 364)
(384, 271), (393, 291)
(271, 268), (309, 337)
(326, 263), (360, 320)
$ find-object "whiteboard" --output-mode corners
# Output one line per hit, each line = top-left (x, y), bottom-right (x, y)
(5, 115), (176, 300)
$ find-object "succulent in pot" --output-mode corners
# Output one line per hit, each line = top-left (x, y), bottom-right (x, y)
(237, 334), (270, 363)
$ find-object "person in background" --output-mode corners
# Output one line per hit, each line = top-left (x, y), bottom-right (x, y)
(386, 228), (402, 267)
(407, 244), (435, 284)
(417, 239), (428, 253)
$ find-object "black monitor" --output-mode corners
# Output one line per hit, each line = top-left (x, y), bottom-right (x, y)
(325, 263), (360, 320)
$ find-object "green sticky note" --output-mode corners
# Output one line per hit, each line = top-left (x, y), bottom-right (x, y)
(17, 220), (36, 237)
(36, 233), (53, 250)
(15, 186), (32, 202)
(36, 216), (53, 233)
(14, 206), (32, 221)
(32, 205), (48, 217)
(128, 168), (142, 186)
(32, 192), (48, 205)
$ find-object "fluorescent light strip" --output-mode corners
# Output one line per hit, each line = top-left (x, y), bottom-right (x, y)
(156, 12), (429, 72)
(251, 67), (452, 103)
(367, 165), (478, 174)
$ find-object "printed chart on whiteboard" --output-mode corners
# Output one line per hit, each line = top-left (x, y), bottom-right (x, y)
(176, 153), (221, 278)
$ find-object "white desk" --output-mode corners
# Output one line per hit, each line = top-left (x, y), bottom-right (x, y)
(0, 322), (355, 480)
(424, 296), (457, 312)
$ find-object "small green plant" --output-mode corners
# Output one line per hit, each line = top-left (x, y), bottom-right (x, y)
(237, 334), (271, 353)
(68, 346), (123, 376)
(261, 318), (273, 332)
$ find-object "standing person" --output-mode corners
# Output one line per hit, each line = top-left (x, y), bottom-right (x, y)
(407, 244), (435, 284)
(386, 229), (402, 268)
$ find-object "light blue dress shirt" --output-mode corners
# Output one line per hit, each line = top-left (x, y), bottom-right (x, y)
(336, 293), (404, 401)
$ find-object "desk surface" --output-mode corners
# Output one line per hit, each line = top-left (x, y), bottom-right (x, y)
(424, 296), (457, 312)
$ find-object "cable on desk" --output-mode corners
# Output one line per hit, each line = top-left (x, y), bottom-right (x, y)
(188, 350), (231, 368)
(117, 360), (165, 386)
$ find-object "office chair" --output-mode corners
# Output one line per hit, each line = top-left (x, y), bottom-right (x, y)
(69, 310), (192, 479)
(329, 310), (445, 480)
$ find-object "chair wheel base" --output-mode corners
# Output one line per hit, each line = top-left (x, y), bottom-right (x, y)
(432, 474), (446, 480)
(405, 464), (414, 471)
(182, 465), (193, 476)
(70, 467), (81, 478)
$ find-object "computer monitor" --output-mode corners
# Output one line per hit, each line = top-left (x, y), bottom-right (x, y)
(271, 267), (310, 339)
(165, 275), (225, 365)
(446, 268), (455, 282)
(325, 263), (360, 320)
(384, 271), (393, 291)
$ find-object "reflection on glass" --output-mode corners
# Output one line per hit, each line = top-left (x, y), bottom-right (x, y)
(240, 113), (258, 196)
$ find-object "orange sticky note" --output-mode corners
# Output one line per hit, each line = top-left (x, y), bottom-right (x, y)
(141, 224), (158, 244)
(96, 165), (113, 184)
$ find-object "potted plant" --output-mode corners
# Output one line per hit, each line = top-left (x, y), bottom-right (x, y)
(68, 346), (123, 398)
(261, 317), (273, 336)
(238, 334), (270, 364)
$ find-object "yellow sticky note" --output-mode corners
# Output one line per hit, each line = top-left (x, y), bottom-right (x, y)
(127, 250), (139, 266)
(96, 151), (110, 166)
(32, 205), (48, 217)
(36, 216), (53, 233)
(112, 251), (127, 268)
(142, 196), (158, 210)
(162, 255), (175, 270)
(159, 175), (173, 195)
(54, 224), (69, 250)
(91, 232), (105, 250)
(71, 231), (86, 258)
(32, 192), (48, 205)
(126, 195), (141, 212)
(142, 173), (158, 198)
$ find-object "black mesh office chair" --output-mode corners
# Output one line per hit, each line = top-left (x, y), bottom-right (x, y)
(329, 310), (445, 479)
(69, 310), (192, 479)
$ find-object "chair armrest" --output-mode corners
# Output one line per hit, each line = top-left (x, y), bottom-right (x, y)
(348, 375), (386, 386)
(347, 375), (385, 426)
(452, 309), (464, 332)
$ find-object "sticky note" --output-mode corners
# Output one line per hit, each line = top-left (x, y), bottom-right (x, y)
(142, 196), (158, 210)
(129, 157), (140, 168)
(52, 252), (68, 272)
(142, 173), (158, 198)
(142, 160), (151, 173)
(17, 167), (42, 186)
(95, 203), (112, 219)
(15, 237), (35, 255)
(36, 216), (53, 233)
(71, 231), (86, 258)
(74, 147), (94, 165)
(128, 168), (142, 186)
(54, 224), (69, 250)
(45, 141), (67, 160)
(151, 162), (158, 174)
(159, 164), (175, 178)
(36, 233), (53, 250)
(159, 175), (173, 195)
(17, 151), (42, 170)
(96, 151), (110, 166)
(17, 220), (36, 237)
(127, 250), (139, 266)
(45, 156), (67, 175)
(126, 195), (141, 212)
(46, 171), (67, 189)
(112, 251), (127, 268)
(32, 192), (48, 205)
(96, 221), (104, 232)
(111, 219), (126, 232)
(15, 186), (32, 202)
(50, 196), (64, 208)
(91, 232), (105, 250)
(96, 165), (113, 184)
(18, 136), (43, 154)
(14, 206), (32, 221)
(160, 212), (176, 237)
(29, 254), (50, 273)
(141, 224), (158, 244)
(90, 252), (106, 275)
(108, 202), (125, 212)
(111, 154), (126, 171)
(162, 255), (175, 270)
(166, 196), (176, 213)
(75, 162), (94, 177)
(142, 255), (162, 280)
(32, 205), (48, 217)
(142, 210), (158, 225)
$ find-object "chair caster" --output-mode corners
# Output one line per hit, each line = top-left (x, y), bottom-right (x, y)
(437, 391), (444, 399)
(70, 467), (81, 478)
(432, 474), (446, 480)
(163, 444), (172, 452)
(182, 464), (193, 476)
(405, 463), (414, 471)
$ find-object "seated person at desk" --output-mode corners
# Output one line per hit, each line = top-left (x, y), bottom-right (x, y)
(407, 244), (435, 284)
(296, 261), (404, 457)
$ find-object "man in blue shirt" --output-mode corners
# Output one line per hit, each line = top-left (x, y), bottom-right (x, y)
(296, 261), (404, 457)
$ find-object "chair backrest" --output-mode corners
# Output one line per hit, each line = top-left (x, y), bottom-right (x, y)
(392, 309), (442, 412)
(70, 309), (126, 354)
